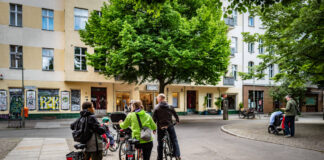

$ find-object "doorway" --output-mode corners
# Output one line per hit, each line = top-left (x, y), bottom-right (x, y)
(140, 92), (158, 112)
(9, 88), (23, 119)
(227, 95), (236, 110)
(187, 91), (197, 114)
(116, 92), (130, 112)
(91, 87), (107, 115)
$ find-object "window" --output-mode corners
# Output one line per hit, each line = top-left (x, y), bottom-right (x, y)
(232, 10), (237, 26)
(269, 64), (274, 78)
(74, 47), (87, 71)
(10, 45), (23, 69)
(206, 93), (212, 108)
(231, 37), (237, 55)
(232, 65), (237, 80)
(42, 9), (54, 30)
(248, 42), (254, 53)
(96, 10), (102, 17)
(172, 93), (179, 108)
(38, 89), (59, 111)
(71, 90), (81, 111)
(10, 4), (22, 27)
(259, 39), (264, 54)
(248, 61), (254, 73)
(248, 16), (254, 27)
(42, 48), (54, 71)
(259, 62), (265, 79)
(74, 8), (88, 30)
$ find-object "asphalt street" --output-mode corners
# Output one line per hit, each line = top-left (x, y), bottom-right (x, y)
(0, 119), (323, 160)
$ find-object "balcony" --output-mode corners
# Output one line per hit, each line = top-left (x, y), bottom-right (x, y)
(223, 77), (235, 85)
(224, 18), (235, 27)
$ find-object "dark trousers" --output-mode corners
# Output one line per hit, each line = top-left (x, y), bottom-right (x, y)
(284, 116), (295, 136)
(136, 141), (153, 160)
(157, 125), (181, 160)
(84, 151), (103, 160)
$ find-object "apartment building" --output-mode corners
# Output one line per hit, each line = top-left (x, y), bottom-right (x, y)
(0, 0), (243, 119)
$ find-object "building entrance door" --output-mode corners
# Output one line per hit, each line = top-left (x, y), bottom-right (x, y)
(9, 88), (23, 119)
(227, 95), (236, 110)
(91, 87), (107, 115)
(187, 91), (196, 114)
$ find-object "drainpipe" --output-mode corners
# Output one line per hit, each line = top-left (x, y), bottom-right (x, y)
(242, 12), (245, 109)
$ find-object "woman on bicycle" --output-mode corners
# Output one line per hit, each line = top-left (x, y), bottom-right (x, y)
(119, 100), (157, 160)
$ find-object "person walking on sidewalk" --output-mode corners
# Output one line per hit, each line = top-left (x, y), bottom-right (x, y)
(153, 93), (181, 160)
(119, 100), (157, 160)
(281, 95), (297, 138)
(71, 102), (106, 160)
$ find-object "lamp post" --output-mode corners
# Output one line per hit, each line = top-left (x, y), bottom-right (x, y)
(16, 54), (25, 128)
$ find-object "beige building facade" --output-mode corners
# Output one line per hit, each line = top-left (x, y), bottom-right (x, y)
(0, 0), (241, 119)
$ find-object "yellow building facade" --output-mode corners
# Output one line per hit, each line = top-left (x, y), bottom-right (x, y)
(0, 0), (242, 119)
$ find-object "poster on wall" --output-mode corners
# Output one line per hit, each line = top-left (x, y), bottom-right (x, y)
(61, 91), (70, 110)
(9, 88), (23, 116)
(26, 90), (36, 110)
(0, 90), (7, 111)
(38, 89), (59, 111)
(71, 90), (81, 111)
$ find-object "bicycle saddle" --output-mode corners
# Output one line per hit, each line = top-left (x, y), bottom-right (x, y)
(74, 144), (87, 149)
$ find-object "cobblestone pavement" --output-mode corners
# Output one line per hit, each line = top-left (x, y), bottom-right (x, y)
(222, 119), (324, 152)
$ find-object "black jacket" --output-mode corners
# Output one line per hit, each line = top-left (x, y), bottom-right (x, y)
(153, 101), (179, 128)
(71, 110), (105, 135)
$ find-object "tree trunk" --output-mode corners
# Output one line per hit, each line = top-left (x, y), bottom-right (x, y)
(159, 81), (166, 94)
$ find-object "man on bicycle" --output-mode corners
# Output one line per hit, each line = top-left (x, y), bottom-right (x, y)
(153, 93), (181, 160)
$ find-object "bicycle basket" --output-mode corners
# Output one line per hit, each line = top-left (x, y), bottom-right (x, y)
(66, 151), (83, 160)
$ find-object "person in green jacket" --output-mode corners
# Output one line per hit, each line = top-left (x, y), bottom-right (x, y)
(281, 95), (297, 138)
(119, 100), (157, 160)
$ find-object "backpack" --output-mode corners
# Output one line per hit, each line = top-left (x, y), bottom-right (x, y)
(71, 116), (92, 144)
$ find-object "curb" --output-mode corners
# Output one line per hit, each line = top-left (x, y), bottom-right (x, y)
(220, 125), (324, 153)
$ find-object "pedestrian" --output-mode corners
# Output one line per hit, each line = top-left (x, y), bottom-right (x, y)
(71, 102), (105, 160)
(281, 95), (297, 137)
(153, 93), (181, 160)
(119, 100), (157, 160)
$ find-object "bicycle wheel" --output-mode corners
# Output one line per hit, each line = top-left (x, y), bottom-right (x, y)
(119, 142), (127, 160)
(103, 141), (109, 156)
(109, 133), (119, 152)
(238, 111), (244, 119)
(163, 140), (173, 160)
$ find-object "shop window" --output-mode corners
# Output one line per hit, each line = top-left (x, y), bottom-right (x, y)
(172, 93), (179, 108)
(71, 90), (81, 111)
(0, 90), (8, 111)
(116, 92), (130, 111)
(248, 90), (264, 112)
(140, 92), (158, 112)
(38, 89), (59, 111)
(9, 88), (23, 117)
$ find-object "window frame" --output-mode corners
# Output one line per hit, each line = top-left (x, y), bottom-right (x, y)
(9, 3), (22, 27)
(9, 45), (23, 69)
(248, 42), (255, 53)
(42, 8), (54, 31)
(269, 64), (274, 78)
(248, 16), (254, 27)
(74, 8), (88, 30)
(259, 39), (264, 54)
(206, 93), (213, 108)
(231, 37), (238, 54)
(42, 48), (54, 71)
(232, 64), (238, 80)
(248, 61), (254, 73)
(74, 47), (87, 71)
(232, 10), (237, 26)
(172, 92), (179, 108)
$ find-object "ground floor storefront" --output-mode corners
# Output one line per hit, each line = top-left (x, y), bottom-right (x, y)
(0, 80), (242, 119)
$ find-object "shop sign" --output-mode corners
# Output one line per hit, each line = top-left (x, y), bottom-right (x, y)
(146, 85), (158, 91)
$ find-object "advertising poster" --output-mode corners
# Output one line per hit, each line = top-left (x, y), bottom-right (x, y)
(61, 91), (70, 110)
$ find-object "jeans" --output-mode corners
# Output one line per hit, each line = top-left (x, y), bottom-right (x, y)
(135, 141), (153, 160)
(157, 125), (180, 160)
(106, 132), (115, 145)
(84, 151), (103, 160)
(284, 116), (295, 136)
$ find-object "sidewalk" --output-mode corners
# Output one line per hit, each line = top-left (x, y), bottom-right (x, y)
(221, 114), (324, 152)
(4, 138), (69, 160)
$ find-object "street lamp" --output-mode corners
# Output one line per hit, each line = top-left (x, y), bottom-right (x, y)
(15, 54), (25, 128)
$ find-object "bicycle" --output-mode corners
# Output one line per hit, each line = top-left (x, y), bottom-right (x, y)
(118, 128), (143, 160)
(161, 123), (180, 160)
(66, 144), (86, 160)
(238, 108), (255, 119)
(102, 132), (118, 156)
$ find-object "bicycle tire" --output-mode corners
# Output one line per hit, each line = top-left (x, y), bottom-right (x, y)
(163, 140), (173, 160)
(103, 141), (109, 156)
(119, 141), (127, 160)
(109, 133), (119, 152)
(238, 111), (244, 119)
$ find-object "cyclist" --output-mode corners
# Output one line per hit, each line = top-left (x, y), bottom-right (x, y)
(119, 100), (157, 160)
(153, 93), (181, 160)
(102, 117), (115, 147)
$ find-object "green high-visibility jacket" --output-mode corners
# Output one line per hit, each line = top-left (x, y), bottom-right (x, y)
(120, 110), (157, 144)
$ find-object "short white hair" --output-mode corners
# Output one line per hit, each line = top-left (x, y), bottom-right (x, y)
(157, 93), (166, 100)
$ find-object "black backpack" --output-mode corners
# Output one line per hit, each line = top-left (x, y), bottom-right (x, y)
(71, 116), (92, 144)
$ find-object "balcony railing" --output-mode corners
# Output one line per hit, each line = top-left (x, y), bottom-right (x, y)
(224, 18), (234, 27)
(223, 77), (235, 85)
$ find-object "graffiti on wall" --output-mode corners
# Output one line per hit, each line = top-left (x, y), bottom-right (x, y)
(26, 90), (36, 110)
(61, 91), (70, 110)
(71, 90), (81, 111)
(9, 89), (23, 118)
(0, 90), (7, 111)
(38, 89), (59, 111)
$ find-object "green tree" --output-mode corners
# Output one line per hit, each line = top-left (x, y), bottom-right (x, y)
(241, 0), (324, 88)
(80, 0), (230, 93)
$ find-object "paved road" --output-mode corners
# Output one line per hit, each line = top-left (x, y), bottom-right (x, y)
(0, 119), (323, 160)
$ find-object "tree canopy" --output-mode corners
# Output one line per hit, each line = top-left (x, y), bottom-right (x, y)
(80, 0), (230, 93)
(241, 0), (324, 88)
